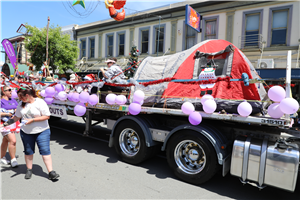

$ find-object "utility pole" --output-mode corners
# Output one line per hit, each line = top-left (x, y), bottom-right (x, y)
(46, 16), (50, 65)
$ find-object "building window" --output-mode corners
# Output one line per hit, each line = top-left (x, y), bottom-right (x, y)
(141, 30), (149, 54)
(205, 20), (217, 39)
(241, 10), (263, 48)
(271, 10), (288, 45)
(245, 14), (260, 47)
(119, 34), (125, 56)
(107, 35), (113, 56)
(89, 38), (95, 58)
(80, 39), (86, 59)
(154, 27), (164, 53)
(202, 16), (219, 41)
(18, 43), (22, 63)
(185, 25), (197, 50)
(268, 5), (292, 47)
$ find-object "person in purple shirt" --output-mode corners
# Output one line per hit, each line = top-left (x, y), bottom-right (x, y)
(0, 86), (18, 167)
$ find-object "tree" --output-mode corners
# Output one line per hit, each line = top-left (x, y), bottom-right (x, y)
(24, 24), (79, 74)
(124, 45), (139, 79)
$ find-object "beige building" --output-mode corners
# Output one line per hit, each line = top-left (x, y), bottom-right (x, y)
(75, 1), (300, 71)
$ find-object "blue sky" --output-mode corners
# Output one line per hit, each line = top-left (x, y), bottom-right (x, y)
(0, 0), (184, 63)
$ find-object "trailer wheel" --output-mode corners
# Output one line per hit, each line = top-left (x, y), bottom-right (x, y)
(114, 120), (158, 165)
(166, 131), (218, 185)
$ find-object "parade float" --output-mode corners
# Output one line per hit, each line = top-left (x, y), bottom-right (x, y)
(1, 39), (300, 193)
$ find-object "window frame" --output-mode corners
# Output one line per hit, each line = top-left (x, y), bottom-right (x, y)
(139, 26), (150, 55)
(88, 36), (95, 58)
(106, 33), (114, 57)
(241, 9), (263, 48)
(182, 21), (198, 50)
(116, 31), (126, 57)
(267, 5), (293, 47)
(152, 24), (166, 54)
(201, 16), (219, 41)
(80, 38), (87, 59)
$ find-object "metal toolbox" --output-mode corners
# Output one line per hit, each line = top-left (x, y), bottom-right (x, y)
(230, 136), (299, 192)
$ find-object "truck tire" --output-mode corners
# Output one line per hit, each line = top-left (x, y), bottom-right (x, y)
(166, 130), (219, 185)
(113, 120), (158, 165)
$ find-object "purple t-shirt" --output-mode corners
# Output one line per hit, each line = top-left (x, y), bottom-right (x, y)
(1, 98), (18, 110)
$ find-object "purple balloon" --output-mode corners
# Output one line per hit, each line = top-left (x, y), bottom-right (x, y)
(268, 103), (284, 118)
(57, 91), (67, 101)
(279, 98), (299, 114)
(237, 101), (252, 117)
(55, 84), (65, 93)
(106, 94), (116, 105)
(181, 102), (195, 115)
(133, 90), (145, 102)
(67, 93), (73, 101)
(189, 111), (202, 125)
(11, 89), (18, 99)
(116, 95), (126, 105)
(88, 94), (98, 106)
(72, 93), (80, 102)
(268, 86), (285, 102)
(79, 91), (89, 103)
(122, 95), (127, 104)
(40, 90), (46, 97)
(201, 94), (214, 105)
(44, 97), (54, 105)
(74, 103), (86, 116)
(45, 87), (56, 97)
(128, 103), (141, 115)
(203, 99), (217, 114)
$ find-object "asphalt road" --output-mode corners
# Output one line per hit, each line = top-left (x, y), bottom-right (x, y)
(1, 115), (300, 199)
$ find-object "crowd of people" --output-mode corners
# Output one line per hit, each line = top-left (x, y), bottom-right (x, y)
(0, 57), (126, 180)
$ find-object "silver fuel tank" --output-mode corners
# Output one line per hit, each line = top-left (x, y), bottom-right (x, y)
(230, 136), (299, 192)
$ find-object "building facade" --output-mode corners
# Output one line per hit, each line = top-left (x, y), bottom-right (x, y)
(75, 1), (299, 69)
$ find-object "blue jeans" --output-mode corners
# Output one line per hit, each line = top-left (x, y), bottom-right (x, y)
(20, 129), (51, 155)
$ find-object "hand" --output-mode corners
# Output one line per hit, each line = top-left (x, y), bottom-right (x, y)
(25, 119), (34, 125)
(0, 124), (3, 128)
(7, 113), (13, 117)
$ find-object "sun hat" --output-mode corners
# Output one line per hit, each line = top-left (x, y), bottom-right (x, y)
(69, 74), (76, 80)
(105, 59), (116, 63)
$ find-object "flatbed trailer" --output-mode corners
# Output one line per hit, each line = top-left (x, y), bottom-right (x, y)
(49, 97), (300, 192)
(41, 49), (300, 192)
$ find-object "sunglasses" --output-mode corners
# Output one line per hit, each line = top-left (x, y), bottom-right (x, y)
(4, 89), (12, 92)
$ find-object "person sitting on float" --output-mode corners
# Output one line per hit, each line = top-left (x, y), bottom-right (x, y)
(99, 57), (126, 92)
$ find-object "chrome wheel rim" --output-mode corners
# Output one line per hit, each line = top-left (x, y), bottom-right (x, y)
(174, 140), (206, 174)
(119, 128), (140, 157)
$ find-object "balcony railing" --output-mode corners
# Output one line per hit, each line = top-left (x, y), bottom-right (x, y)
(238, 33), (263, 49)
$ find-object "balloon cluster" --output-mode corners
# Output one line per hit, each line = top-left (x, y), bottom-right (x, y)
(39, 84), (101, 117)
(128, 90), (144, 115)
(267, 86), (299, 118)
(105, 90), (143, 115)
(106, 94), (127, 105)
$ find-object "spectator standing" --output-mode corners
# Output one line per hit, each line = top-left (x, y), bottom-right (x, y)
(1, 87), (60, 180)
(0, 86), (19, 167)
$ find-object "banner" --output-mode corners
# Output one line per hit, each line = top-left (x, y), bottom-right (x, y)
(185, 5), (202, 33)
(1, 39), (17, 69)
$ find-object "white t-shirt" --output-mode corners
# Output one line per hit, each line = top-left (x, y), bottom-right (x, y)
(15, 98), (51, 134)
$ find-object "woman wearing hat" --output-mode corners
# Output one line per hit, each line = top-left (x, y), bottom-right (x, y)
(100, 57), (126, 81)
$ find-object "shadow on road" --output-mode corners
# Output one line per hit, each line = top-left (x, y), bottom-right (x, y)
(49, 118), (300, 200)
(1, 164), (49, 179)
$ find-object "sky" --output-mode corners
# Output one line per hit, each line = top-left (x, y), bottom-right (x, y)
(0, 0), (185, 63)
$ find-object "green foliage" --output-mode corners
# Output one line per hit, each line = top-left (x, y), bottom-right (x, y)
(124, 46), (139, 78)
(24, 24), (79, 74)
